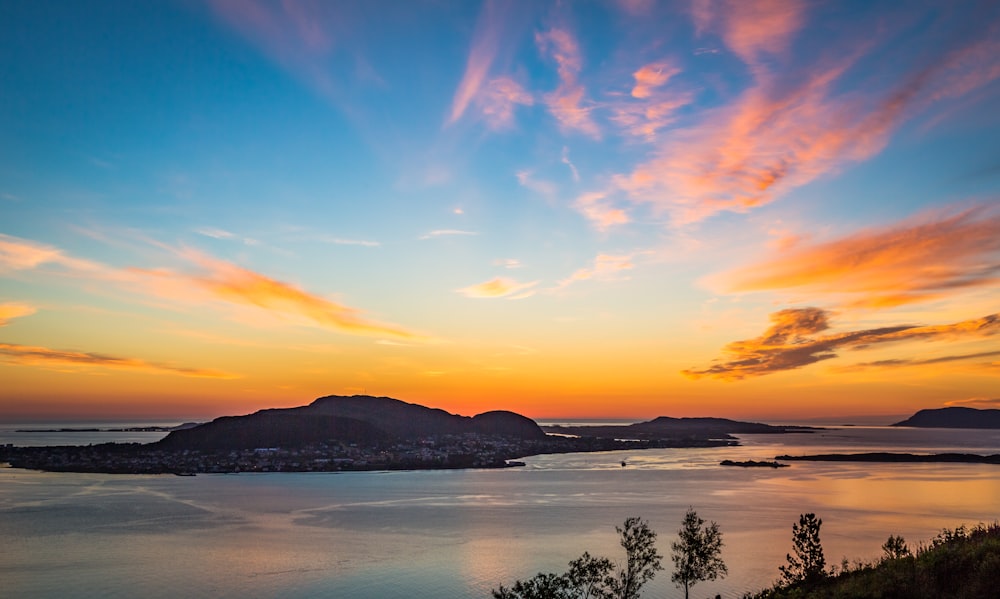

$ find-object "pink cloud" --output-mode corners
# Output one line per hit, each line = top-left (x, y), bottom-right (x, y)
(631, 61), (680, 98)
(691, 0), (805, 69)
(446, 0), (506, 126)
(574, 191), (630, 231)
(478, 77), (534, 130)
(536, 28), (600, 137)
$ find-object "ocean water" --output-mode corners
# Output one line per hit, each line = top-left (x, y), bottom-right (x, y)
(2, 426), (999, 598)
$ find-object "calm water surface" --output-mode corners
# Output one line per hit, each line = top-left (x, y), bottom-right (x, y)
(2, 426), (999, 598)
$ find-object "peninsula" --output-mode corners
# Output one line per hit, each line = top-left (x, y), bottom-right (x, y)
(892, 406), (1000, 428)
(0, 394), (812, 475)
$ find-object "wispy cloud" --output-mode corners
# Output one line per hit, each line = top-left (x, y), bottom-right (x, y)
(457, 277), (539, 299)
(574, 191), (629, 231)
(614, 5), (1000, 225)
(712, 205), (1000, 308)
(195, 227), (260, 246)
(0, 342), (238, 378)
(691, 0), (805, 70)
(536, 28), (600, 137)
(209, 0), (342, 102)
(0, 234), (105, 274)
(630, 61), (681, 99)
(0, 302), (36, 326)
(494, 258), (524, 269)
(837, 350), (1000, 373)
(516, 170), (558, 197)
(684, 308), (1000, 380)
(446, 0), (507, 126)
(1, 234), (420, 340)
(555, 253), (637, 290)
(561, 146), (580, 182)
(478, 76), (534, 130)
(323, 237), (380, 247)
(139, 250), (422, 340)
(944, 397), (1000, 409)
(419, 229), (479, 240)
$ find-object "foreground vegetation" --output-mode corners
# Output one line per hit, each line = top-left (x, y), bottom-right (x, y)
(748, 522), (1000, 599)
(492, 515), (1000, 599)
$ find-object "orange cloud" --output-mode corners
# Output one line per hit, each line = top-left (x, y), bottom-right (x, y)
(0, 302), (36, 326)
(457, 277), (539, 299)
(714, 206), (1000, 307)
(684, 308), (1000, 380)
(143, 252), (422, 340)
(536, 28), (599, 137)
(0, 342), (238, 378)
(945, 397), (1000, 409)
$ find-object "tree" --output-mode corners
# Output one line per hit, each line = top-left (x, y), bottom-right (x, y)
(779, 513), (827, 586)
(607, 517), (664, 599)
(670, 508), (727, 599)
(492, 517), (662, 599)
(882, 534), (911, 560)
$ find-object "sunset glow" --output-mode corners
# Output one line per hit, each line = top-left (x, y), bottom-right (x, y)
(1, 0), (998, 422)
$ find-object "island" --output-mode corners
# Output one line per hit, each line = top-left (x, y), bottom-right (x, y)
(720, 459), (789, 468)
(892, 406), (1000, 429)
(775, 452), (1000, 464)
(0, 394), (815, 475)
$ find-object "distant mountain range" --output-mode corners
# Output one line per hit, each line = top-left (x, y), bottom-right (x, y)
(892, 407), (1000, 429)
(155, 395), (546, 451)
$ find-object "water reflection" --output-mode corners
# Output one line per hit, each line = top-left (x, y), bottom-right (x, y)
(1, 427), (998, 598)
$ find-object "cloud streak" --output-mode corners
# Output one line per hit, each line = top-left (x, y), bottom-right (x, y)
(555, 253), (637, 291)
(138, 251), (422, 340)
(447, 0), (511, 126)
(713, 205), (1000, 307)
(684, 308), (1000, 380)
(457, 277), (539, 299)
(0, 342), (238, 378)
(0, 302), (36, 326)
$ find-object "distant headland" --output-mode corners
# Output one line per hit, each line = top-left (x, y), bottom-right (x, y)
(0, 394), (813, 475)
(892, 406), (1000, 429)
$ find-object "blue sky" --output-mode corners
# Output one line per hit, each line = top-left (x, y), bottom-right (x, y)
(1, 0), (999, 421)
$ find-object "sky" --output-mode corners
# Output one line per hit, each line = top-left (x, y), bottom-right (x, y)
(1, 0), (998, 423)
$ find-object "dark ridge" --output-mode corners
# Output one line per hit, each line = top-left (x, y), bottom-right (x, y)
(154, 413), (388, 451)
(775, 452), (1000, 464)
(892, 407), (1000, 429)
(543, 417), (814, 440)
(154, 395), (546, 451)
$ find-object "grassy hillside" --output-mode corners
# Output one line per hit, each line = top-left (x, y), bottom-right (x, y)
(746, 523), (1000, 599)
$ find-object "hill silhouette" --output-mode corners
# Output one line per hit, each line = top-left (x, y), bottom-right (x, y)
(155, 395), (546, 451)
(892, 407), (1000, 428)
(544, 416), (812, 440)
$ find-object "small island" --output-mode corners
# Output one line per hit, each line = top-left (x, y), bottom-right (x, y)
(720, 459), (789, 468)
(775, 452), (1000, 465)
